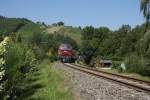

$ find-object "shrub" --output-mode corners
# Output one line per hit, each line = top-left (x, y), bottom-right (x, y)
(117, 67), (124, 73)
(125, 54), (150, 76)
(57, 21), (64, 26)
(47, 51), (57, 62)
(3, 43), (37, 99)
(110, 56), (123, 61)
(32, 46), (45, 61)
(111, 62), (120, 69)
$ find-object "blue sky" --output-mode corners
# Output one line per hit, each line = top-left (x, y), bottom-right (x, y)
(0, 0), (145, 30)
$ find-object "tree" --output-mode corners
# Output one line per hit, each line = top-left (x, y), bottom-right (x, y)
(81, 26), (110, 64)
(141, 0), (150, 22)
(57, 21), (64, 26)
(139, 31), (150, 63)
(82, 26), (95, 40)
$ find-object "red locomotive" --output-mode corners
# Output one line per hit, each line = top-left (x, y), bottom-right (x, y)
(58, 43), (75, 63)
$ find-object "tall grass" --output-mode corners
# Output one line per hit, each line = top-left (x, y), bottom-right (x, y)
(25, 59), (73, 100)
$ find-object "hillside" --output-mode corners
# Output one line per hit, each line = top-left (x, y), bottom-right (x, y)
(46, 26), (64, 34)
(0, 16), (32, 34)
(46, 26), (82, 45)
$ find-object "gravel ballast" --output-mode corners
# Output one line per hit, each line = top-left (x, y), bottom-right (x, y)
(54, 62), (150, 100)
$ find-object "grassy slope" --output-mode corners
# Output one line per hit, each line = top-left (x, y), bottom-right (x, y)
(46, 26), (82, 45)
(0, 16), (31, 33)
(24, 59), (73, 100)
(16, 23), (43, 44)
(46, 26), (64, 34)
(58, 26), (82, 45)
(17, 23), (42, 34)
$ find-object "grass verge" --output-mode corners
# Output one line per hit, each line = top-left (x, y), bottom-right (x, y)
(98, 68), (150, 81)
(23, 59), (73, 100)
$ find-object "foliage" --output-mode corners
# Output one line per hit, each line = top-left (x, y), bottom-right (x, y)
(25, 60), (73, 100)
(16, 23), (42, 44)
(47, 50), (57, 62)
(2, 43), (37, 99)
(0, 17), (46, 99)
(58, 26), (82, 45)
(139, 31), (150, 64)
(0, 16), (32, 34)
(32, 45), (45, 61)
(81, 24), (150, 76)
(0, 37), (10, 86)
(125, 54), (150, 76)
(0, 16), (77, 99)
(111, 61), (121, 69)
(15, 23), (48, 61)
(140, 0), (150, 22)
(57, 21), (64, 26)
(52, 22), (65, 26)
(51, 34), (78, 52)
(81, 26), (110, 64)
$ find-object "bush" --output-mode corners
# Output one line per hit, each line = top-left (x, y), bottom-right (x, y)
(48, 55), (57, 62)
(111, 62), (120, 69)
(32, 46), (45, 61)
(47, 51), (57, 62)
(57, 21), (64, 26)
(125, 54), (150, 76)
(117, 67), (124, 73)
(110, 56), (123, 61)
(3, 43), (37, 99)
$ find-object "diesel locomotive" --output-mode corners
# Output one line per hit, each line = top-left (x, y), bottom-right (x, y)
(58, 43), (75, 63)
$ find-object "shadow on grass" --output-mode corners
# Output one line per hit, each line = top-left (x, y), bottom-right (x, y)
(33, 72), (41, 77)
(27, 77), (40, 83)
(18, 71), (46, 100)
(27, 97), (45, 100)
(19, 83), (45, 100)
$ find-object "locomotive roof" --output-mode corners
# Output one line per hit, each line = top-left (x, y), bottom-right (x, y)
(59, 43), (72, 50)
(60, 43), (71, 47)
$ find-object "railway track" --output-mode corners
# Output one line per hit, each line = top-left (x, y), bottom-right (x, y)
(63, 63), (150, 95)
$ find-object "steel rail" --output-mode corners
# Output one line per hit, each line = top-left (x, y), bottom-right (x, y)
(63, 63), (150, 94)
(73, 64), (150, 85)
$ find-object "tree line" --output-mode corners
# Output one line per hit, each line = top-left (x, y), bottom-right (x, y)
(80, 24), (150, 76)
